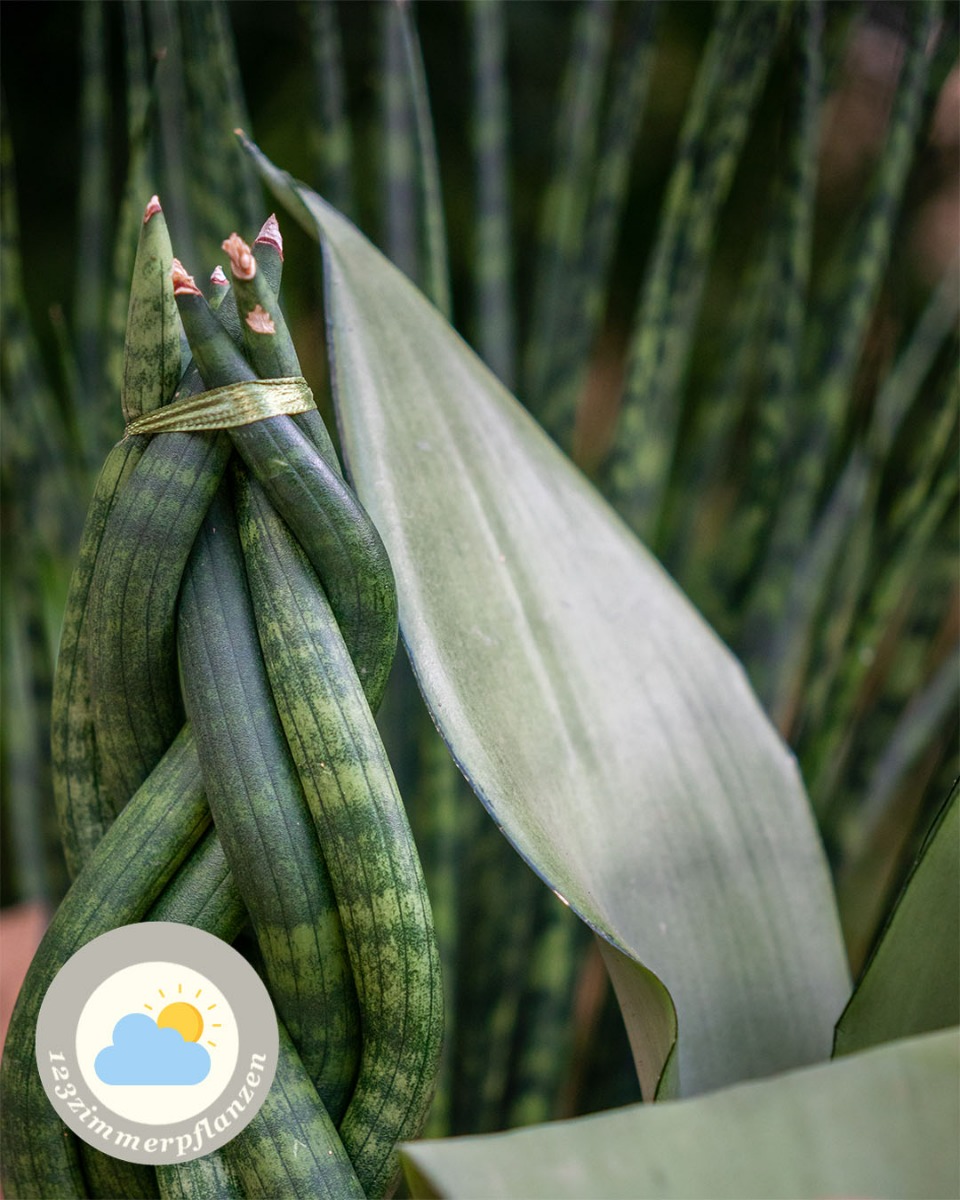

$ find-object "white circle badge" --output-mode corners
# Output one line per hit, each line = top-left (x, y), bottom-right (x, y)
(35, 923), (278, 1165)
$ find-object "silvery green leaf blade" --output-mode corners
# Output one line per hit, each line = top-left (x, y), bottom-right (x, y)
(244, 139), (851, 1099)
(401, 1029), (960, 1200)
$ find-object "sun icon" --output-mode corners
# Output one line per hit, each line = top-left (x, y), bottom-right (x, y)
(144, 983), (222, 1048)
(157, 1002), (204, 1042)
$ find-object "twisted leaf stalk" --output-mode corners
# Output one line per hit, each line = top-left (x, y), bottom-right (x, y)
(1, 205), (442, 1200)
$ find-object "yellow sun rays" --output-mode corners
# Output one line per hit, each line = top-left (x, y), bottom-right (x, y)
(141, 979), (228, 1050)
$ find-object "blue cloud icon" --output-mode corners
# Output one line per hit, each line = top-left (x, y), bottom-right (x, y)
(94, 1014), (211, 1085)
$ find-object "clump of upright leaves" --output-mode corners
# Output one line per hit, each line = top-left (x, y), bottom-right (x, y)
(2, 203), (443, 1200)
(2, 0), (956, 1169)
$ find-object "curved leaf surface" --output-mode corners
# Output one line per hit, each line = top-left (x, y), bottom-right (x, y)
(245, 141), (851, 1098)
(835, 786), (959, 1056)
(401, 1029), (960, 1200)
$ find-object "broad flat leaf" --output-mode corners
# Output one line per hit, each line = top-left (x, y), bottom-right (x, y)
(246, 140), (851, 1098)
(401, 1028), (960, 1200)
(835, 787), (959, 1057)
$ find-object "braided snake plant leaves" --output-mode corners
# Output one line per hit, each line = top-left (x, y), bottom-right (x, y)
(245, 140), (851, 1100)
(400, 1029), (960, 1199)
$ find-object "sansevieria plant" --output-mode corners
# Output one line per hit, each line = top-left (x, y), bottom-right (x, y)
(0, 1), (956, 1197)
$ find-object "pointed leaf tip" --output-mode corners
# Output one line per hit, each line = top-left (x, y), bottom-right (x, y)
(123, 196), (180, 423)
(210, 265), (229, 287)
(255, 213), (283, 259)
(170, 259), (201, 296)
(222, 232), (256, 281)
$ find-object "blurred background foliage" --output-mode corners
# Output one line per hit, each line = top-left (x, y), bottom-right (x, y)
(1, 0), (957, 1136)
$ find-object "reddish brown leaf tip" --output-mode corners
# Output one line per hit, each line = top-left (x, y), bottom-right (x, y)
(143, 195), (162, 224)
(245, 304), (276, 335)
(210, 265), (229, 287)
(221, 233), (256, 281)
(254, 213), (283, 260)
(171, 259), (202, 296)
